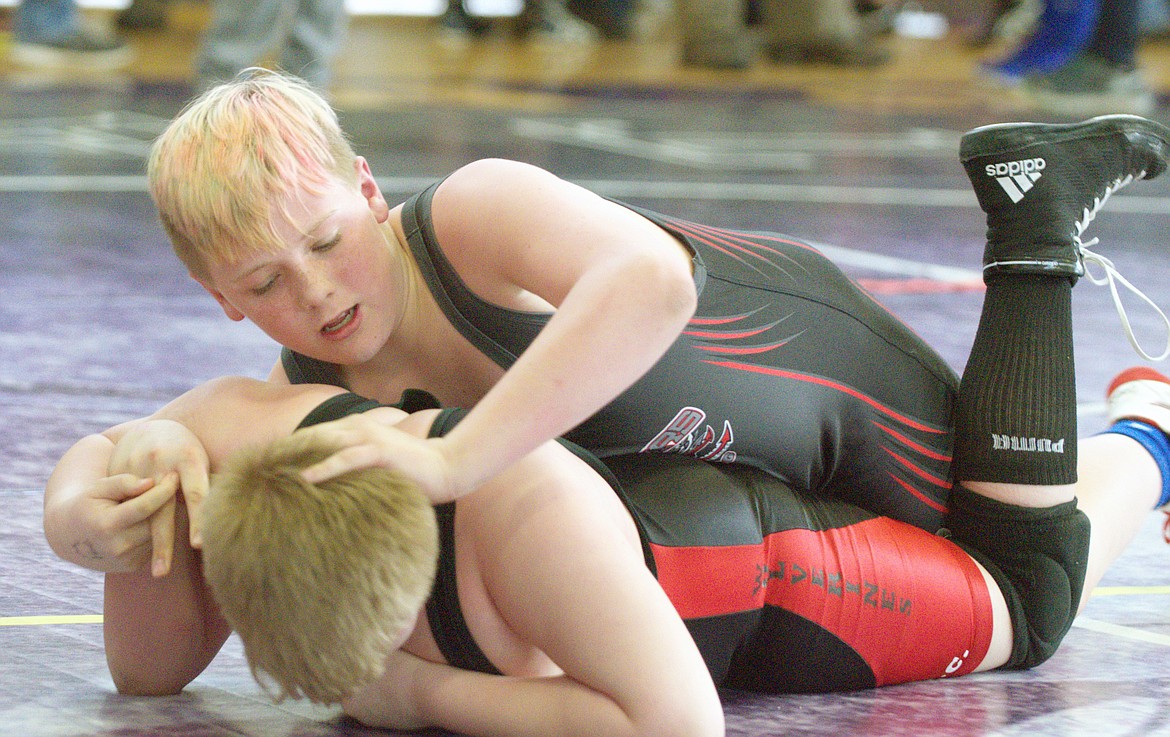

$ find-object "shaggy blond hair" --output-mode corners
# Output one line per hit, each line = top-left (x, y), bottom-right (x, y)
(147, 68), (359, 280)
(201, 430), (438, 704)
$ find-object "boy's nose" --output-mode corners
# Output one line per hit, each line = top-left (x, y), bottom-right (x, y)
(297, 264), (335, 308)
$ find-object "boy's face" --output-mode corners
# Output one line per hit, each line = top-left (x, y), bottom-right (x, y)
(197, 159), (406, 367)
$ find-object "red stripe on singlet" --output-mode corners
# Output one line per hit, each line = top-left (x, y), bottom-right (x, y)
(650, 517), (994, 685)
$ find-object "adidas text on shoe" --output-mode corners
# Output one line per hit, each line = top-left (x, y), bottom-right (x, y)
(984, 156), (1045, 203)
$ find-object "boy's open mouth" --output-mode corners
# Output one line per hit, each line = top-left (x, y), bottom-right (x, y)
(321, 307), (356, 334)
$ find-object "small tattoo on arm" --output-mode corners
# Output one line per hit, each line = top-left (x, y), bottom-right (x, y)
(72, 539), (106, 561)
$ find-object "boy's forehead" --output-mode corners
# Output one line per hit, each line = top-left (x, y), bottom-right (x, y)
(209, 191), (342, 270)
(207, 241), (284, 278)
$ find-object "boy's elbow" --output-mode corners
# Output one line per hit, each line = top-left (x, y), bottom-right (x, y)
(633, 249), (697, 320)
(640, 703), (724, 737)
(633, 682), (723, 737)
(672, 271), (699, 319)
(108, 660), (195, 697)
(111, 672), (189, 697)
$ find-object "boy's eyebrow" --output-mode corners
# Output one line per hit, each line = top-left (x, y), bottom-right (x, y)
(302, 211), (337, 239)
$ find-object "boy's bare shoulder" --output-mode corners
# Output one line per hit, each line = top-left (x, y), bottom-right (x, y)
(437, 159), (560, 211)
(180, 376), (344, 413)
(157, 378), (348, 461)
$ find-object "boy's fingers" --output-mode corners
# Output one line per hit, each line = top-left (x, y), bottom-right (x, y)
(149, 496), (177, 578)
(176, 460), (209, 548)
(300, 446), (378, 484)
(120, 472), (179, 522)
(97, 474), (156, 502)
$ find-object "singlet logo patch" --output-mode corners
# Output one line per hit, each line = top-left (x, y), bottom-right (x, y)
(641, 406), (737, 462)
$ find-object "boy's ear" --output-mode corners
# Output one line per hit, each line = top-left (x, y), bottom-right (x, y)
(355, 156), (390, 223)
(192, 274), (247, 322)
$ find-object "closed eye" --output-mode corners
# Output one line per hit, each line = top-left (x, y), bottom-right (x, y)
(312, 234), (342, 254)
(251, 274), (278, 295)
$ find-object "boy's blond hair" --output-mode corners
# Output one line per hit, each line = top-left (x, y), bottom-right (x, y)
(201, 430), (438, 704)
(147, 68), (359, 280)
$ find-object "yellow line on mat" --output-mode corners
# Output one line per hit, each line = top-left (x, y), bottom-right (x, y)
(0, 614), (103, 626)
(1092, 585), (1170, 597)
(1074, 617), (1170, 647)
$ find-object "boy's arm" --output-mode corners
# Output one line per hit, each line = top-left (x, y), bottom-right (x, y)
(345, 441), (724, 737)
(97, 378), (350, 693)
(346, 654), (719, 737)
(430, 160), (697, 496)
(43, 423), (187, 575)
(104, 501), (233, 695)
(44, 377), (347, 575)
(301, 159), (697, 503)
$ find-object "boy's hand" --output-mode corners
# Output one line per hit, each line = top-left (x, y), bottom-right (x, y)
(109, 419), (211, 562)
(61, 471), (180, 575)
(341, 649), (431, 731)
(297, 414), (462, 504)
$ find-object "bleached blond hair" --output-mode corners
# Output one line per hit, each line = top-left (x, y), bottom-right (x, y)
(147, 68), (359, 280)
(201, 430), (438, 704)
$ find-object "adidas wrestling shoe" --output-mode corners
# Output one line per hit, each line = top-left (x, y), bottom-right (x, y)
(961, 114), (1169, 280)
(961, 114), (1170, 360)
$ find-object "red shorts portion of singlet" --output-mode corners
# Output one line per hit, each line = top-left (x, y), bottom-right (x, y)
(604, 453), (993, 692)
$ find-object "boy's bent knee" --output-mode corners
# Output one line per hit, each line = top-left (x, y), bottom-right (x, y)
(944, 485), (1091, 669)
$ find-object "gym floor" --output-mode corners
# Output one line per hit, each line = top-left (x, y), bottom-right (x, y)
(2, 7), (1170, 736)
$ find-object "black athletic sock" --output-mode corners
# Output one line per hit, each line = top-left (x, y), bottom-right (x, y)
(953, 274), (1077, 486)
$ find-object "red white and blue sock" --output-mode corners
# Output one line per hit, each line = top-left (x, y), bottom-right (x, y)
(1102, 418), (1170, 509)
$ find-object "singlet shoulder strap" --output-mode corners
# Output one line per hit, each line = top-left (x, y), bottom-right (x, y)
(296, 392), (381, 429)
(296, 390), (440, 430)
(295, 394), (498, 673)
(423, 407), (503, 675)
(426, 502), (502, 675)
(401, 182), (543, 368)
(281, 346), (347, 388)
(420, 410), (655, 671)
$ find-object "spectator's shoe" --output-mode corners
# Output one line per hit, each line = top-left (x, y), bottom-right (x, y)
(565, 0), (631, 39)
(1019, 53), (1157, 117)
(11, 30), (132, 70)
(514, 0), (597, 44)
(978, 0), (1096, 81)
(683, 35), (756, 69)
(961, 115), (1170, 359)
(966, 0), (1029, 48)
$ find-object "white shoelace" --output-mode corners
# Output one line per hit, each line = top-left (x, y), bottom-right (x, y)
(1075, 171), (1170, 362)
